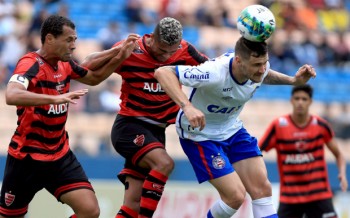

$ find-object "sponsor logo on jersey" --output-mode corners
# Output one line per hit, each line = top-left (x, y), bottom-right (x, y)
(56, 83), (65, 94)
(223, 87), (234, 92)
(133, 134), (145, 147)
(36, 57), (44, 65)
(152, 183), (164, 192)
(48, 103), (68, 115)
(54, 74), (62, 79)
(183, 68), (209, 80)
(212, 155), (225, 169)
(207, 104), (242, 114)
(5, 192), (15, 206)
(278, 117), (288, 126)
(285, 153), (315, 164)
(295, 140), (306, 152)
(143, 82), (165, 93)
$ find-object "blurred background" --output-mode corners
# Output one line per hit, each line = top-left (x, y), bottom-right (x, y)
(0, 0), (349, 217)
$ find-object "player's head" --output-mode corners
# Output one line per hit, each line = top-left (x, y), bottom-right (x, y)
(40, 15), (77, 62)
(234, 37), (269, 83)
(291, 84), (313, 115)
(149, 17), (183, 62)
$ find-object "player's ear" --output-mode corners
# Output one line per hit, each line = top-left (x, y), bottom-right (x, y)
(235, 56), (241, 64)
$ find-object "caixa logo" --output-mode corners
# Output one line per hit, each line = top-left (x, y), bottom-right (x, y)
(207, 104), (242, 114)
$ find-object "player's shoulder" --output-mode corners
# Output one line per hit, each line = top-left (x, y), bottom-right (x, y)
(311, 114), (330, 127)
(275, 114), (291, 127)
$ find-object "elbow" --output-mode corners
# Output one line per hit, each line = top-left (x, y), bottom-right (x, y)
(154, 68), (162, 80)
(5, 92), (16, 105)
(87, 79), (101, 86)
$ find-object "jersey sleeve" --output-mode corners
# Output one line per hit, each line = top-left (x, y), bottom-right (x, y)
(11, 56), (40, 88)
(176, 59), (222, 88)
(259, 119), (278, 152)
(183, 42), (208, 65)
(317, 117), (335, 143)
(69, 60), (88, 79)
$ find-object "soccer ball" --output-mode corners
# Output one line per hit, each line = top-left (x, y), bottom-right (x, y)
(237, 5), (276, 42)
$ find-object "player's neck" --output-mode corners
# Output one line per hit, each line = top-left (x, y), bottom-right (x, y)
(232, 60), (248, 84)
(291, 113), (311, 127)
(36, 48), (59, 68)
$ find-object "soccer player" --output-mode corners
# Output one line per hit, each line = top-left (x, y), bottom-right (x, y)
(103, 17), (208, 218)
(259, 84), (348, 218)
(154, 37), (316, 218)
(0, 15), (139, 218)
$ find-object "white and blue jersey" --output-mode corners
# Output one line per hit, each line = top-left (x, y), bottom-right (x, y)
(175, 52), (270, 142)
(175, 52), (269, 183)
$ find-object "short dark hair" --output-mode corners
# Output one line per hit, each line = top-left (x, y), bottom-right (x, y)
(40, 15), (75, 44)
(234, 37), (267, 60)
(153, 17), (182, 45)
(292, 84), (313, 98)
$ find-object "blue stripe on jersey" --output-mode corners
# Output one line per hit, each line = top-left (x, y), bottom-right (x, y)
(175, 65), (180, 78)
(263, 214), (278, 218)
(207, 210), (214, 218)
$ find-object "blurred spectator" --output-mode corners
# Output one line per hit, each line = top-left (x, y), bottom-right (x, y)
(333, 103), (350, 140)
(0, 33), (27, 74)
(97, 21), (122, 50)
(98, 134), (114, 156)
(318, 3), (350, 32)
(295, 1), (318, 30)
(72, 133), (90, 156)
(124, 0), (152, 25)
(0, 61), (9, 89)
(98, 79), (121, 114)
(28, 9), (49, 35)
(0, 0), (16, 38)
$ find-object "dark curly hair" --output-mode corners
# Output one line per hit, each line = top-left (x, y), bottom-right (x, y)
(153, 17), (183, 46)
(40, 15), (75, 44)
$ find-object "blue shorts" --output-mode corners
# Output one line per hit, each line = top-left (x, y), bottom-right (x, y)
(180, 127), (262, 183)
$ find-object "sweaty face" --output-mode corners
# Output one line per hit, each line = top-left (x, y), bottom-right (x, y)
(148, 36), (180, 62)
(51, 25), (77, 62)
(240, 54), (268, 83)
(291, 91), (312, 116)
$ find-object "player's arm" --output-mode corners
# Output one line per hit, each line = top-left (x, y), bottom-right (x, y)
(264, 65), (316, 85)
(258, 120), (277, 152)
(76, 34), (139, 86)
(154, 66), (205, 130)
(326, 138), (348, 192)
(6, 78), (88, 106)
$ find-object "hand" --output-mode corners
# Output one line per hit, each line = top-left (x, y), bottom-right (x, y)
(55, 89), (88, 104)
(293, 64), (317, 85)
(183, 104), (206, 131)
(339, 173), (348, 192)
(115, 33), (140, 60)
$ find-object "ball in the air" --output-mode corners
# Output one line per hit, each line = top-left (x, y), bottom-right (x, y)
(237, 5), (276, 42)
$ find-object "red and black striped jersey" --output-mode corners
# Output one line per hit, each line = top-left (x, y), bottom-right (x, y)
(259, 114), (334, 204)
(113, 34), (208, 125)
(9, 52), (88, 161)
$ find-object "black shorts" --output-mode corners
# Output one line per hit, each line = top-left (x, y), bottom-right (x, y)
(111, 115), (166, 182)
(0, 150), (93, 217)
(278, 198), (337, 218)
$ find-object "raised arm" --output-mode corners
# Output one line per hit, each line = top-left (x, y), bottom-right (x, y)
(264, 64), (316, 85)
(326, 138), (348, 192)
(6, 82), (88, 106)
(76, 34), (139, 86)
(154, 66), (205, 130)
